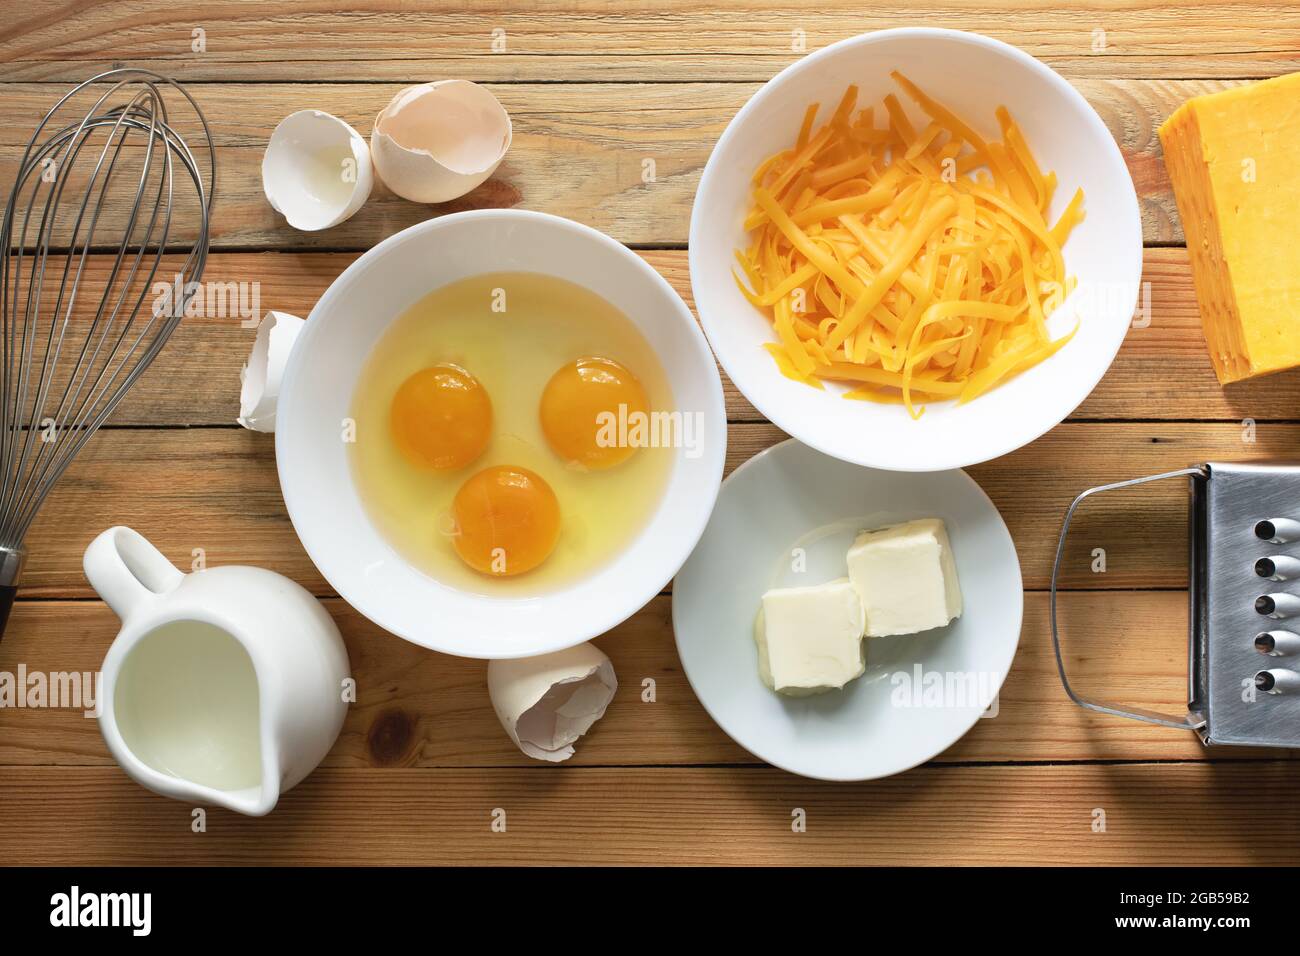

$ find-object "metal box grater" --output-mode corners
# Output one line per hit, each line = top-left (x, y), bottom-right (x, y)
(1051, 461), (1300, 748)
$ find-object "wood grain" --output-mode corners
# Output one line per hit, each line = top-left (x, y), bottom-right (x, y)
(1, 2), (1295, 83)
(3, 1), (1297, 869)
(1, 762), (1297, 865)
(0, 591), (1288, 768)
(13, 420), (1293, 597)
(0, 79), (1251, 247)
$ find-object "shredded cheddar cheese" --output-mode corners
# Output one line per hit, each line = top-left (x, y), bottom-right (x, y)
(734, 73), (1085, 417)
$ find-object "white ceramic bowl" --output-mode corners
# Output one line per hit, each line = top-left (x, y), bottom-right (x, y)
(672, 438), (1022, 781)
(276, 210), (727, 659)
(690, 28), (1142, 472)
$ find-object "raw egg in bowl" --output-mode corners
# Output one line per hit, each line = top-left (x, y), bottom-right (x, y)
(275, 211), (726, 659)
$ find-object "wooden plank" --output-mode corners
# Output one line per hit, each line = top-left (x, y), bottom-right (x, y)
(1, 2), (1296, 83)
(1, 591), (1288, 768)
(4, 0), (1294, 872)
(1, 762), (1297, 865)
(0, 79), (1251, 246)
(50, 248), (1300, 428)
(12, 421), (1295, 597)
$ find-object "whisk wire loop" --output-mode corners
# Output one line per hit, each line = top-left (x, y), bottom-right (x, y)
(0, 69), (214, 581)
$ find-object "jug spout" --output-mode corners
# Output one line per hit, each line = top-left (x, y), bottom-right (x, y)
(161, 748), (282, 816)
(218, 785), (279, 817)
(126, 771), (280, 818)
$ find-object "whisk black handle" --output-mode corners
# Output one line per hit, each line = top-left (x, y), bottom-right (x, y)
(0, 585), (14, 640)
(0, 548), (23, 642)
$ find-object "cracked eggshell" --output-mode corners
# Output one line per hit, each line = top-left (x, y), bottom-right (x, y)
(262, 110), (373, 231)
(370, 80), (511, 204)
(487, 643), (617, 763)
(238, 311), (305, 432)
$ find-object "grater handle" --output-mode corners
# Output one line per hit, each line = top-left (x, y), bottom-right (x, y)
(1050, 467), (1209, 731)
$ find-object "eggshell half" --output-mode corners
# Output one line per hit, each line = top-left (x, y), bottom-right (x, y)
(487, 643), (617, 762)
(370, 80), (512, 204)
(238, 311), (305, 432)
(263, 110), (373, 231)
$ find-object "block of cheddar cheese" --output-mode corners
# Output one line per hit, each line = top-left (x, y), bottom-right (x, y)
(1159, 72), (1300, 384)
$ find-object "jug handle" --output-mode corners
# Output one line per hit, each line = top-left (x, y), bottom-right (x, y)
(83, 527), (184, 622)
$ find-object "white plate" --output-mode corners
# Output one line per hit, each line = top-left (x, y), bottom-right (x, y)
(672, 439), (1022, 780)
(689, 28), (1142, 471)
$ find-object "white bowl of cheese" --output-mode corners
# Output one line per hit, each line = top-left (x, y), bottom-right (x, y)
(689, 28), (1142, 471)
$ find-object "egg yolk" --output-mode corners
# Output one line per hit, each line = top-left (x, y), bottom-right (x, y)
(539, 357), (648, 470)
(390, 364), (491, 471)
(451, 465), (561, 576)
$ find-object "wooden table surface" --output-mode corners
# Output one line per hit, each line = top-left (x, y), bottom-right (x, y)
(2, 1), (1299, 866)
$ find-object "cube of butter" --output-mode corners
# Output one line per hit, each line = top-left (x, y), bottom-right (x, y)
(1159, 72), (1300, 383)
(755, 578), (866, 696)
(847, 518), (962, 637)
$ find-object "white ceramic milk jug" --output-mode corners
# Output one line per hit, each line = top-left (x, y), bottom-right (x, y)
(85, 526), (350, 816)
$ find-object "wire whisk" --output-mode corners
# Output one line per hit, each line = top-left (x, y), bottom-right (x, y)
(0, 69), (215, 635)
